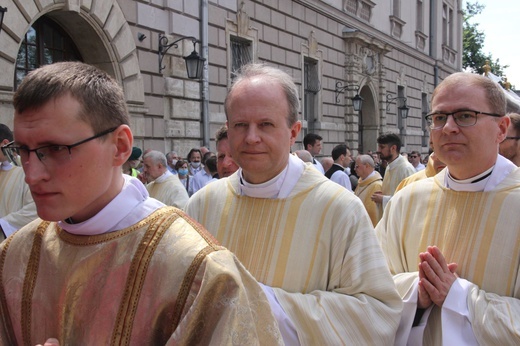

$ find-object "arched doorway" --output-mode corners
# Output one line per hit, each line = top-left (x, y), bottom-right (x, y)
(358, 84), (379, 154)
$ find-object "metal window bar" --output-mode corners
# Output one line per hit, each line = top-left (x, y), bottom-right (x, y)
(231, 38), (252, 79)
(304, 60), (321, 94)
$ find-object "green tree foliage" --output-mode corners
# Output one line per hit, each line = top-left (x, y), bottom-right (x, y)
(463, 1), (508, 77)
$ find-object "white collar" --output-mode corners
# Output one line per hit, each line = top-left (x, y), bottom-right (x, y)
(155, 170), (173, 183)
(58, 175), (164, 235)
(444, 155), (516, 192)
(1, 160), (13, 171)
(238, 154), (305, 199)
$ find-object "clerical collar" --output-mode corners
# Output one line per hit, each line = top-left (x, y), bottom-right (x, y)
(0, 160), (12, 171)
(155, 170), (173, 183)
(58, 175), (164, 235)
(238, 154), (305, 199)
(365, 171), (377, 180)
(444, 155), (516, 192)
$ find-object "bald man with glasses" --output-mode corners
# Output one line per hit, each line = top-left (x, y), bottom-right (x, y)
(376, 72), (520, 345)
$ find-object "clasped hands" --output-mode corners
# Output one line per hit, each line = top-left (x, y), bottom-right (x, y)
(417, 246), (458, 309)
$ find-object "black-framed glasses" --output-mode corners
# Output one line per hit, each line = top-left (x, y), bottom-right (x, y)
(425, 109), (502, 130)
(1, 126), (118, 167)
(503, 136), (520, 141)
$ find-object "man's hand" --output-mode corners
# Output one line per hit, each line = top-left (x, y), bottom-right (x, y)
(371, 191), (383, 204)
(417, 246), (458, 308)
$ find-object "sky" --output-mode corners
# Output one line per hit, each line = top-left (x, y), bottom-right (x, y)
(468, 0), (520, 88)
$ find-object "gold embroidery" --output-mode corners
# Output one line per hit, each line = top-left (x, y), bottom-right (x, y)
(22, 221), (49, 346)
(111, 209), (180, 346)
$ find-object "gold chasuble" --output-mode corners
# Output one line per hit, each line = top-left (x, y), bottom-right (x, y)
(186, 165), (402, 345)
(354, 172), (383, 226)
(0, 207), (282, 345)
(377, 169), (520, 345)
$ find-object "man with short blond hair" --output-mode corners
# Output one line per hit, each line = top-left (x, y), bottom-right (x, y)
(0, 62), (282, 345)
(186, 63), (401, 345)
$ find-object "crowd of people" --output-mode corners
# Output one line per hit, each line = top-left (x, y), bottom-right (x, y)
(0, 61), (519, 345)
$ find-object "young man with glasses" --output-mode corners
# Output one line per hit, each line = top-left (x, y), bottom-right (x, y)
(0, 62), (282, 345)
(376, 72), (520, 345)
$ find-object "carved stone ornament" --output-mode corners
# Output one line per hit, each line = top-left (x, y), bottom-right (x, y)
(308, 31), (318, 57)
(237, 1), (250, 37)
(361, 47), (378, 75)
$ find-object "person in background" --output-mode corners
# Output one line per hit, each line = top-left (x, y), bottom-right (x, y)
(0, 123), (38, 240)
(377, 72), (520, 345)
(186, 148), (203, 176)
(175, 159), (192, 194)
(293, 149), (313, 163)
(190, 151), (216, 195)
(142, 150), (189, 209)
(395, 150), (446, 193)
(320, 156), (334, 173)
(499, 112), (520, 166)
(409, 150), (425, 171)
(303, 133), (325, 173)
(165, 151), (179, 174)
(324, 144), (353, 191)
(215, 125), (239, 178)
(122, 146), (141, 177)
(0, 61), (282, 345)
(186, 63), (401, 345)
(354, 154), (382, 227)
(371, 132), (415, 220)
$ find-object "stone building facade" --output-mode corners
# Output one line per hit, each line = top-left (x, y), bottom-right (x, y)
(0, 0), (463, 157)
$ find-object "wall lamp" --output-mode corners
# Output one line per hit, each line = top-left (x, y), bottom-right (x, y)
(0, 6), (7, 35)
(386, 94), (409, 118)
(158, 34), (205, 79)
(335, 81), (363, 111)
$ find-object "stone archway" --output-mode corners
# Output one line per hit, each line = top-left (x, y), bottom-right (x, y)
(0, 0), (145, 126)
(358, 84), (379, 153)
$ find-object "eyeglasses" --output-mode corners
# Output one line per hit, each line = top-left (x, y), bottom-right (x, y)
(425, 110), (502, 130)
(2, 126), (118, 167)
(503, 136), (520, 141)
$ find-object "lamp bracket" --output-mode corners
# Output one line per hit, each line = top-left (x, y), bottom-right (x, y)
(335, 81), (360, 104)
(386, 93), (407, 111)
(158, 34), (199, 73)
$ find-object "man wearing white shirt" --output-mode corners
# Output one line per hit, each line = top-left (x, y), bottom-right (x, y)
(303, 133), (325, 173)
(186, 63), (401, 345)
(0, 62), (282, 346)
(324, 144), (352, 191)
(190, 151), (215, 195)
(409, 150), (426, 171)
(376, 72), (520, 345)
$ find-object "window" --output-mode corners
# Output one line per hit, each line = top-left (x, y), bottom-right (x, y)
(303, 58), (320, 134)
(442, 4), (448, 45)
(230, 36), (252, 81)
(393, 0), (401, 18)
(15, 17), (82, 88)
(416, 0), (423, 32)
(422, 92), (429, 147)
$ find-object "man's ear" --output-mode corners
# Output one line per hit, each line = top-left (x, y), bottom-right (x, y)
(112, 125), (133, 166)
(497, 115), (511, 144)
